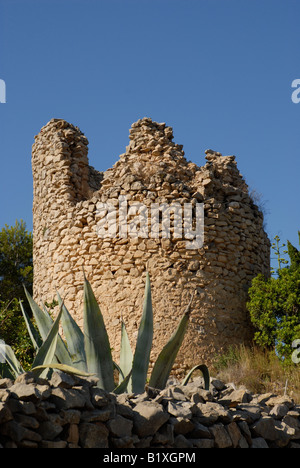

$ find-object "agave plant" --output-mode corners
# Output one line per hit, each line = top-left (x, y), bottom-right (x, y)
(0, 273), (209, 393)
(0, 302), (91, 381)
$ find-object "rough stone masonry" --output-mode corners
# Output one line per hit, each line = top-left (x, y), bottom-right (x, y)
(1, 372), (300, 449)
(31, 117), (270, 375)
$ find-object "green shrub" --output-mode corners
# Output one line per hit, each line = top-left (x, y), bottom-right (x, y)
(0, 220), (33, 303)
(247, 232), (300, 362)
(0, 220), (34, 370)
(0, 298), (35, 370)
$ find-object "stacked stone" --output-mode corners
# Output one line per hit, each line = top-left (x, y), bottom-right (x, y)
(32, 117), (270, 375)
(32, 119), (93, 309)
(1, 372), (300, 449)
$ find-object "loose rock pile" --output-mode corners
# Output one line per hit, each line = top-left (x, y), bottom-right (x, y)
(1, 372), (299, 448)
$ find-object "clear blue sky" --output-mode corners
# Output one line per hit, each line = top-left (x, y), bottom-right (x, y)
(0, 0), (299, 268)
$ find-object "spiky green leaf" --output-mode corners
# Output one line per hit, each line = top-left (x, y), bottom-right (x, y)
(83, 276), (115, 392)
(131, 273), (153, 393)
(119, 319), (133, 391)
(0, 363), (15, 380)
(0, 343), (24, 378)
(57, 291), (87, 372)
(182, 364), (210, 390)
(149, 293), (194, 390)
(19, 300), (42, 352)
(113, 370), (133, 395)
(31, 363), (94, 377)
(24, 286), (73, 366)
(24, 286), (53, 341)
(31, 305), (63, 377)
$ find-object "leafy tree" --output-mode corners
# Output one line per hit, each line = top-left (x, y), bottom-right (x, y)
(247, 232), (300, 362)
(287, 231), (300, 271)
(0, 220), (34, 369)
(0, 219), (33, 303)
(0, 298), (34, 370)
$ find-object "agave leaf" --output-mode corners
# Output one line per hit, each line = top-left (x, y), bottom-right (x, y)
(0, 362), (15, 379)
(119, 319), (133, 391)
(149, 292), (195, 390)
(57, 291), (87, 372)
(31, 305), (63, 377)
(19, 300), (42, 352)
(24, 286), (73, 367)
(113, 360), (124, 380)
(42, 309), (74, 367)
(24, 286), (53, 341)
(0, 343), (24, 378)
(113, 370), (133, 395)
(131, 273), (153, 394)
(31, 363), (94, 377)
(83, 276), (115, 392)
(182, 364), (210, 390)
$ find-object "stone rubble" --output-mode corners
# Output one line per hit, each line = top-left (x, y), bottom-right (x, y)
(1, 371), (299, 448)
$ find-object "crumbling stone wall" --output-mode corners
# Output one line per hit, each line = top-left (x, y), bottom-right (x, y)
(31, 117), (270, 374)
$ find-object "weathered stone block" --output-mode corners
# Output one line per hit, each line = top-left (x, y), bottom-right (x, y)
(133, 401), (169, 437)
(79, 422), (109, 448)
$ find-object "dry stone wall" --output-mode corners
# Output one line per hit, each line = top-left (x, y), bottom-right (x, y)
(1, 372), (300, 449)
(32, 117), (270, 374)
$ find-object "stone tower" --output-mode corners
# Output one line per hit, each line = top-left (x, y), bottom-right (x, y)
(32, 117), (270, 375)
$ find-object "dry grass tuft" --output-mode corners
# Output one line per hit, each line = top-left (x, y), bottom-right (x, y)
(212, 345), (300, 403)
